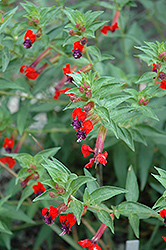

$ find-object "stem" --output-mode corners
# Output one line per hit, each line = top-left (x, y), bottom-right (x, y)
(0, 90), (68, 104)
(30, 47), (51, 68)
(0, 161), (18, 178)
(50, 44), (67, 56)
(13, 132), (27, 153)
(85, 48), (100, 78)
(29, 133), (44, 150)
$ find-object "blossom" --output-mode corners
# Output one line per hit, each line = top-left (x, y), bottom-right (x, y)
(101, 11), (120, 35)
(3, 137), (14, 153)
(23, 30), (36, 49)
(0, 156), (16, 169)
(72, 107), (93, 142)
(160, 80), (166, 89)
(72, 40), (84, 59)
(160, 208), (166, 225)
(78, 239), (101, 250)
(100, 25), (111, 35)
(32, 182), (46, 196)
(81, 125), (108, 168)
(20, 65), (39, 80)
(152, 63), (157, 73)
(138, 96), (149, 106)
(78, 223), (107, 250)
(162, 236), (166, 242)
(63, 64), (71, 76)
(42, 206), (58, 224)
(59, 213), (76, 235)
(53, 87), (71, 100)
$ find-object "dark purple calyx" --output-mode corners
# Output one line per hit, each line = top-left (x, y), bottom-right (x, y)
(44, 215), (54, 225)
(72, 119), (82, 130)
(23, 39), (32, 49)
(76, 130), (87, 142)
(73, 49), (82, 59)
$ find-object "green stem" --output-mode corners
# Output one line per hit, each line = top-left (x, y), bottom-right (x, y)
(0, 90), (68, 104)
(50, 44), (67, 56)
(85, 48), (100, 78)
(7, 126), (72, 134)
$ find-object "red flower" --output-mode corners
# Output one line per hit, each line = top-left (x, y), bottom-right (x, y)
(0, 156), (16, 169)
(152, 63), (157, 73)
(81, 120), (93, 134)
(162, 236), (166, 242)
(63, 64), (71, 76)
(53, 88), (71, 100)
(72, 40), (84, 53)
(100, 25), (111, 35)
(110, 22), (120, 32)
(81, 144), (94, 157)
(81, 143), (108, 168)
(160, 80), (166, 89)
(32, 182), (46, 196)
(3, 137), (14, 153)
(78, 239), (101, 250)
(160, 208), (166, 225)
(24, 30), (36, 43)
(96, 151), (108, 166)
(72, 107), (86, 122)
(42, 206), (58, 224)
(20, 65), (39, 80)
(59, 213), (76, 235)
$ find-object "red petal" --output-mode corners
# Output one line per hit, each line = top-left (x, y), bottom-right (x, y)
(72, 107), (86, 121)
(49, 206), (58, 220)
(3, 137), (14, 149)
(110, 22), (120, 32)
(96, 151), (108, 166)
(72, 40), (84, 52)
(59, 215), (66, 224)
(78, 239), (92, 247)
(63, 64), (71, 75)
(84, 157), (95, 168)
(160, 209), (166, 219)
(20, 65), (26, 73)
(162, 236), (166, 242)
(42, 208), (49, 217)
(82, 120), (93, 134)
(81, 144), (94, 157)
(24, 29), (36, 43)
(100, 26), (111, 35)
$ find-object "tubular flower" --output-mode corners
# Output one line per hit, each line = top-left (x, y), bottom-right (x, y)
(100, 25), (112, 35)
(72, 40), (84, 59)
(20, 65), (39, 80)
(152, 63), (157, 73)
(78, 223), (107, 250)
(42, 206), (58, 224)
(101, 11), (120, 34)
(53, 87), (71, 100)
(160, 208), (166, 225)
(23, 29), (36, 49)
(162, 237), (166, 242)
(3, 137), (14, 153)
(32, 182), (46, 196)
(0, 156), (16, 169)
(59, 213), (76, 236)
(72, 107), (93, 142)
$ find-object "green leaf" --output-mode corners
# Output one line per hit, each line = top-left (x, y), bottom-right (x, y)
(97, 210), (114, 233)
(0, 221), (12, 235)
(17, 183), (34, 210)
(34, 147), (61, 163)
(2, 46), (10, 72)
(138, 105), (159, 121)
(129, 214), (139, 238)
(44, 157), (71, 174)
(95, 106), (110, 123)
(0, 195), (11, 207)
(89, 186), (127, 205)
(87, 46), (101, 61)
(33, 224), (53, 250)
(33, 189), (58, 202)
(0, 6), (18, 33)
(68, 176), (95, 194)
(152, 195), (166, 209)
(136, 72), (157, 84)
(138, 144), (154, 191)
(70, 200), (83, 225)
(117, 201), (158, 219)
(92, 1), (115, 10)
(17, 101), (30, 135)
(83, 188), (91, 203)
(1, 233), (11, 250)
(125, 166), (139, 202)
(84, 168), (100, 194)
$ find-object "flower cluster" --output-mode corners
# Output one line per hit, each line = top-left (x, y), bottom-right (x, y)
(72, 107), (93, 142)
